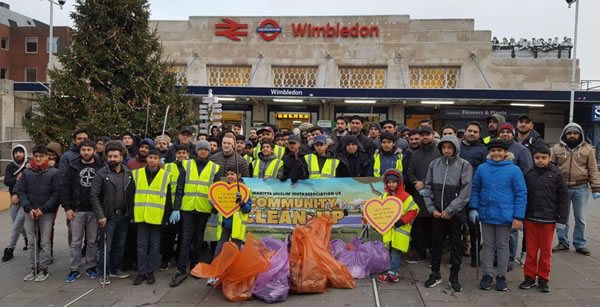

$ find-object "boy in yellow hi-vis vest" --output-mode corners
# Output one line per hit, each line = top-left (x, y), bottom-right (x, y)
(132, 149), (181, 286)
(378, 169), (419, 284)
(206, 166), (253, 286)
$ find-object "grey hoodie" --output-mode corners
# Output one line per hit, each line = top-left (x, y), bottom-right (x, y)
(423, 135), (473, 220)
(252, 153), (284, 179)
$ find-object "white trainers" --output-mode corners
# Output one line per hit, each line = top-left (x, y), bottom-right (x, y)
(24, 270), (37, 281)
(206, 277), (218, 286)
(34, 270), (49, 282)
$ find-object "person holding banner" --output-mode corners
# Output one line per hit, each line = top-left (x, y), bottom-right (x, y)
(170, 140), (221, 288)
(304, 135), (341, 179)
(422, 135), (473, 292)
(251, 141), (285, 180)
(336, 135), (372, 177)
(378, 169), (419, 283)
(206, 167), (254, 286)
(280, 135), (308, 184)
(253, 126), (285, 160)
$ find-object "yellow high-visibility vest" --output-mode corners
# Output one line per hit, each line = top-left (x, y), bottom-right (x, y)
(164, 162), (180, 203)
(251, 157), (283, 178)
(483, 136), (493, 144)
(381, 194), (419, 252)
(373, 152), (403, 177)
(132, 168), (170, 225)
(304, 153), (339, 179)
(243, 154), (254, 165)
(180, 160), (220, 213)
(216, 209), (250, 241)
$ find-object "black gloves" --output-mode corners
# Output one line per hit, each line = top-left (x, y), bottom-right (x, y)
(394, 220), (405, 228)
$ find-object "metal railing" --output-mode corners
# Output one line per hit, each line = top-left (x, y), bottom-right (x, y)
(581, 80), (600, 91)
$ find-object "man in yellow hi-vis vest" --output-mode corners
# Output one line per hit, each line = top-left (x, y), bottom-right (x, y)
(378, 169), (419, 284)
(169, 141), (220, 288)
(159, 144), (189, 271)
(252, 141), (284, 180)
(132, 149), (182, 286)
(304, 135), (340, 179)
(372, 133), (403, 177)
(253, 126), (285, 160)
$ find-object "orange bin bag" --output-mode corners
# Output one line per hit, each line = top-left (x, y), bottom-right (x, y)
(307, 214), (333, 247)
(219, 233), (274, 302)
(191, 242), (240, 278)
(289, 224), (327, 293)
(313, 240), (355, 289)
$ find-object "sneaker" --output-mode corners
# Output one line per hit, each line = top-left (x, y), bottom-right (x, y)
(424, 273), (442, 288)
(147, 272), (155, 284)
(160, 262), (169, 271)
(552, 243), (569, 252)
(449, 278), (462, 292)
(378, 273), (391, 283)
(206, 277), (218, 286)
(576, 247), (591, 256)
(405, 255), (428, 264)
(65, 271), (81, 283)
(35, 270), (49, 282)
(170, 270), (187, 287)
(537, 278), (550, 292)
(389, 274), (400, 283)
(519, 277), (536, 289)
(133, 274), (146, 285)
(86, 267), (99, 279)
(99, 275), (111, 286)
(507, 263), (515, 272)
(495, 275), (508, 291)
(2, 248), (14, 262)
(479, 274), (493, 290)
(24, 269), (37, 281)
(110, 271), (130, 279)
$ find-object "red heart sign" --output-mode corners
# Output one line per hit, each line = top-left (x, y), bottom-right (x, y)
(209, 182), (250, 218)
(362, 197), (404, 235)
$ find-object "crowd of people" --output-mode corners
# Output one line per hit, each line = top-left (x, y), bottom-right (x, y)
(2, 112), (599, 294)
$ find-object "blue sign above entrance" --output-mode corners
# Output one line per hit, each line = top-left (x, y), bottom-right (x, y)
(593, 105), (600, 122)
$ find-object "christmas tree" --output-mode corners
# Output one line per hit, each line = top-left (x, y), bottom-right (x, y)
(25, 0), (191, 146)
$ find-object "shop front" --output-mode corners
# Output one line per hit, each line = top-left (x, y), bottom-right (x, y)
(267, 104), (319, 133)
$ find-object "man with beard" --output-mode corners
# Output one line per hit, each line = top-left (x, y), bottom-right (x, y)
(170, 141), (221, 287)
(368, 122), (381, 148)
(372, 133), (403, 177)
(483, 114), (505, 144)
(165, 127), (196, 163)
(551, 123), (600, 256)
(92, 142), (136, 285)
(154, 135), (171, 164)
(336, 135), (372, 177)
(274, 133), (286, 148)
(62, 140), (104, 282)
(127, 138), (155, 170)
(253, 126), (285, 160)
(381, 120), (409, 152)
(232, 123), (242, 136)
(280, 135), (307, 184)
(330, 116), (349, 153)
(402, 130), (421, 197)
(406, 126), (441, 263)
(248, 128), (259, 147)
(2, 145), (29, 262)
(349, 115), (375, 156)
(515, 114), (545, 156)
(498, 123), (533, 172)
(208, 137), (220, 155)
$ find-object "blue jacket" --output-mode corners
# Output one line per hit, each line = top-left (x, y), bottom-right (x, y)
(460, 139), (487, 174)
(469, 153), (527, 225)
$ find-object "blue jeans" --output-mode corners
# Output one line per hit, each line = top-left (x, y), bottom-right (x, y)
(389, 248), (402, 274)
(557, 188), (589, 249)
(98, 215), (129, 274)
(136, 223), (161, 275)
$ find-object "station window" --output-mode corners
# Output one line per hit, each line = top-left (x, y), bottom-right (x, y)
(0, 68), (7, 79)
(25, 67), (36, 82)
(1, 37), (8, 50)
(207, 65), (251, 87)
(25, 37), (38, 53)
(409, 66), (460, 89)
(169, 64), (188, 85)
(272, 66), (318, 88)
(339, 66), (386, 88)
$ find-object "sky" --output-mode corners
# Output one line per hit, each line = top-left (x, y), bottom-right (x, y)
(12, 0), (600, 82)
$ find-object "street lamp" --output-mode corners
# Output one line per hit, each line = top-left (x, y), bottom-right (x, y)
(44, 0), (65, 89)
(567, 0), (579, 123)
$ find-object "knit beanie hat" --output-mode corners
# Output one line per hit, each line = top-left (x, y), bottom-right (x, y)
(498, 123), (515, 135)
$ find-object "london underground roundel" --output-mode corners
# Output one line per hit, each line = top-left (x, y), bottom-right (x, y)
(257, 19), (282, 41)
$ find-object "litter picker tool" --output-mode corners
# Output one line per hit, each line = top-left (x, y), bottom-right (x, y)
(102, 227), (107, 288)
(33, 215), (38, 276)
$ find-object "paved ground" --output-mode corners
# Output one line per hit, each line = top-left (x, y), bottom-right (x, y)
(1, 187), (600, 306)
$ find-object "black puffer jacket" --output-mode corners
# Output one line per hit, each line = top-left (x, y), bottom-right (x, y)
(90, 165), (136, 219)
(524, 164), (569, 224)
(336, 148), (372, 177)
(61, 157), (105, 212)
(14, 165), (60, 214)
(280, 149), (307, 183)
